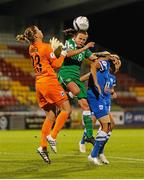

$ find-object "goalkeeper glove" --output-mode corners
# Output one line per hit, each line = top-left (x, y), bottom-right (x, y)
(50, 37), (67, 57)
(49, 37), (63, 51)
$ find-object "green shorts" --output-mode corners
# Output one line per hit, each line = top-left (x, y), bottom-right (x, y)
(58, 74), (87, 99)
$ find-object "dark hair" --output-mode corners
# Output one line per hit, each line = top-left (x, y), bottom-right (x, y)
(63, 29), (88, 40)
(109, 60), (116, 73)
(63, 28), (76, 39)
(75, 30), (88, 36)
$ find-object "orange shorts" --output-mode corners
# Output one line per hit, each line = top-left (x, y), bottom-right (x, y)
(36, 78), (68, 108)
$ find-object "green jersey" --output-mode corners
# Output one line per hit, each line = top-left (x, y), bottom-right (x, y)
(59, 38), (92, 78)
(58, 38), (92, 99)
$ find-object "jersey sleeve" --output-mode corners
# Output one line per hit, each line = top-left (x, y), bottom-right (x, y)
(44, 44), (56, 63)
(85, 49), (93, 58)
(44, 43), (65, 69)
(65, 39), (75, 51)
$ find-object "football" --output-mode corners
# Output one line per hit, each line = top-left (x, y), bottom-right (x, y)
(73, 16), (89, 31)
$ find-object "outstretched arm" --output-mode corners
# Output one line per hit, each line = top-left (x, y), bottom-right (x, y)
(51, 55), (65, 69)
(88, 51), (111, 61)
(67, 42), (95, 57)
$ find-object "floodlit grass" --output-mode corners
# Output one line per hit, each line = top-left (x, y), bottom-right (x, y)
(0, 129), (144, 178)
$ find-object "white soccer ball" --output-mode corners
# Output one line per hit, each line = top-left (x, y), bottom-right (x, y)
(73, 16), (89, 31)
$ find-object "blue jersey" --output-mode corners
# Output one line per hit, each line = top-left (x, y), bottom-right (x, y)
(88, 60), (110, 97)
(87, 60), (110, 119)
(104, 73), (116, 111)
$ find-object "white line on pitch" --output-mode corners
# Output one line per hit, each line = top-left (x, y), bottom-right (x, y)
(108, 156), (144, 162)
(0, 151), (144, 163)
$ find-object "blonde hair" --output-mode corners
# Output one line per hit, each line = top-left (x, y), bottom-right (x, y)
(16, 25), (37, 43)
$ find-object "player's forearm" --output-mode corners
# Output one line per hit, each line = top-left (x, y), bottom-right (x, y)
(95, 51), (110, 57)
(90, 63), (99, 86)
(67, 47), (86, 57)
(80, 72), (91, 82)
(89, 53), (98, 61)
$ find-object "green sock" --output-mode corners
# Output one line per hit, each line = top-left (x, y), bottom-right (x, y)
(83, 111), (93, 138)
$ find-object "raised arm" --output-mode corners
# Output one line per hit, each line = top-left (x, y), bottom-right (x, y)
(67, 42), (95, 57)
(90, 61), (101, 94)
(47, 43), (67, 69)
(88, 51), (111, 61)
(51, 55), (65, 69)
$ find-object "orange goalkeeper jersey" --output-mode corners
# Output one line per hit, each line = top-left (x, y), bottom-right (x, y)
(29, 41), (64, 81)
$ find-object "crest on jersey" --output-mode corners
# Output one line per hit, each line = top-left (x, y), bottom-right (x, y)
(99, 105), (104, 110)
(61, 91), (65, 96)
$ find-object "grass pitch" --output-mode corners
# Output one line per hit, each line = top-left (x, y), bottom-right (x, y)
(0, 129), (144, 179)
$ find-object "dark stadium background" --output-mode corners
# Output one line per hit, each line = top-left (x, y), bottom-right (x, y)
(0, 0), (143, 66)
(65, 1), (144, 67)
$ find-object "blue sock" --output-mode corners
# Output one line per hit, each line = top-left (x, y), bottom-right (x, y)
(81, 129), (86, 144)
(91, 130), (107, 158)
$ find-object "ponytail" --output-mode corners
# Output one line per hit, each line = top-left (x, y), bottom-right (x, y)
(16, 34), (29, 43)
(16, 25), (37, 43)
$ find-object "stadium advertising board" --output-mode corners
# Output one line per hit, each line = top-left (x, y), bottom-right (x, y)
(111, 111), (124, 125)
(0, 115), (9, 130)
(125, 111), (144, 124)
(25, 116), (45, 129)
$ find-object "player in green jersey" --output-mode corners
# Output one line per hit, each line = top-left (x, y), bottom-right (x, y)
(58, 30), (97, 144)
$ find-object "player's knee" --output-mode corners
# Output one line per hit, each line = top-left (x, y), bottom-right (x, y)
(80, 100), (90, 110)
(101, 122), (111, 133)
(65, 106), (72, 115)
(67, 82), (80, 96)
(70, 87), (80, 96)
(61, 102), (72, 115)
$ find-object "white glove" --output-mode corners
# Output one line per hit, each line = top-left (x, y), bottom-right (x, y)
(50, 37), (67, 57)
(50, 37), (63, 51)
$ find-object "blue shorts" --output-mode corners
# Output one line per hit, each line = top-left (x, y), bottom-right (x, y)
(106, 99), (111, 112)
(105, 102), (111, 113)
(87, 89), (108, 119)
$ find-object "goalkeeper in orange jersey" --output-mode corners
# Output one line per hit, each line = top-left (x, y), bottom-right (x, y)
(16, 25), (71, 164)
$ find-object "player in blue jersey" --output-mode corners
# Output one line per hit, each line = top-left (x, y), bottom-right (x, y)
(79, 54), (118, 152)
(79, 72), (117, 154)
(96, 55), (121, 164)
(95, 71), (117, 164)
(79, 54), (121, 165)
(88, 55), (121, 165)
